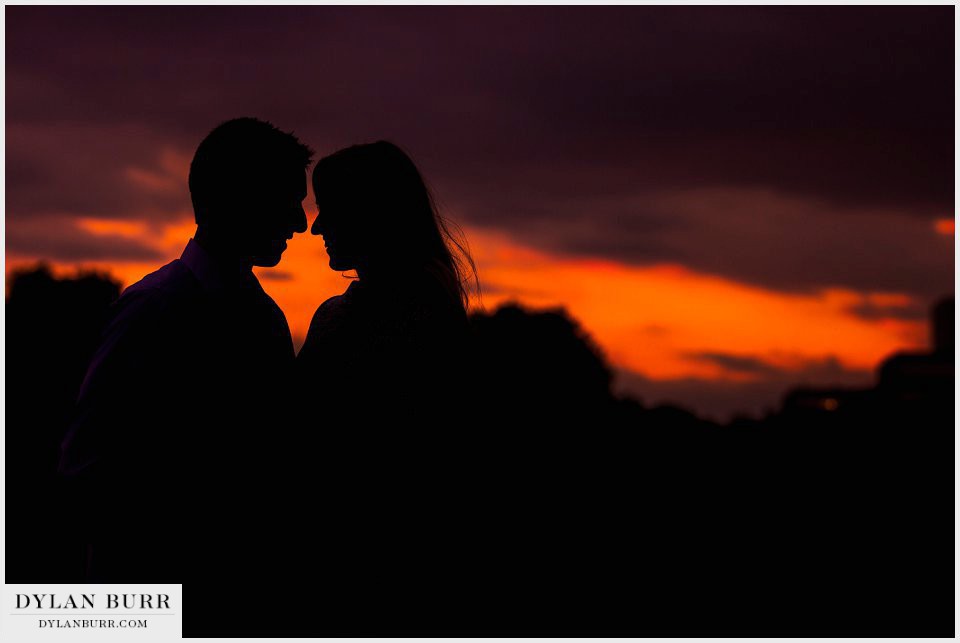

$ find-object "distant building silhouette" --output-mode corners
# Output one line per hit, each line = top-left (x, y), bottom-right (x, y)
(877, 298), (953, 405)
(780, 386), (873, 416)
(781, 296), (954, 418)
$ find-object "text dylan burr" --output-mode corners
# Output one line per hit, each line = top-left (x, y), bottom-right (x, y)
(16, 594), (171, 609)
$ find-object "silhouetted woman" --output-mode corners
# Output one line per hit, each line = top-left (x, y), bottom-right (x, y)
(297, 140), (479, 426)
(295, 143), (483, 614)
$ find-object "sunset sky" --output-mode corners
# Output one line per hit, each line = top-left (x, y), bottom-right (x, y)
(5, 6), (954, 420)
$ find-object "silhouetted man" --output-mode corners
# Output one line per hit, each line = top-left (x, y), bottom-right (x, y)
(59, 118), (312, 581)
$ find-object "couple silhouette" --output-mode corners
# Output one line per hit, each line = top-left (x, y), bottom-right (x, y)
(57, 118), (482, 606)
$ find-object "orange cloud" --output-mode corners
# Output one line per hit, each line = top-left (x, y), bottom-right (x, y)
(467, 228), (926, 380)
(76, 218), (150, 239)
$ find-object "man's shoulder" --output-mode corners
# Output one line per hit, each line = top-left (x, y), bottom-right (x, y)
(111, 260), (201, 326)
(122, 260), (197, 299)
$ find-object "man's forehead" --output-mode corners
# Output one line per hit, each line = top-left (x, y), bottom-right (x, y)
(256, 165), (307, 188)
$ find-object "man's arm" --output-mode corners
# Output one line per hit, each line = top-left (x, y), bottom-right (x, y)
(60, 287), (181, 568)
(60, 287), (169, 477)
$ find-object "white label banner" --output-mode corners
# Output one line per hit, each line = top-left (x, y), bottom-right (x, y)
(0, 584), (182, 642)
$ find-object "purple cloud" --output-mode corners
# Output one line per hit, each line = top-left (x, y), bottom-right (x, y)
(5, 6), (952, 293)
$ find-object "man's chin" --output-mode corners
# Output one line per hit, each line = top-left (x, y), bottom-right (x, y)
(252, 252), (283, 268)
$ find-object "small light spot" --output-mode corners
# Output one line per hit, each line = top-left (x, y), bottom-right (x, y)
(821, 398), (839, 411)
(934, 219), (954, 236)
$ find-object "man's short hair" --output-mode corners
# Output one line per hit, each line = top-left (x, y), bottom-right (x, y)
(188, 117), (314, 224)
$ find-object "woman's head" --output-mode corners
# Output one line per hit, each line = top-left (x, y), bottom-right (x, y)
(311, 141), (478, 310)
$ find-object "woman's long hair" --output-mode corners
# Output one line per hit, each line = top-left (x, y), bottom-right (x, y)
(312, 141), (479, 313)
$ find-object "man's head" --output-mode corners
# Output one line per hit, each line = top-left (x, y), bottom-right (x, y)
(189, 118), (313, 267)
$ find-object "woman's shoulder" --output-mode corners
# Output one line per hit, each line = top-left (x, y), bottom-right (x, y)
(311, 280), (362, 332)
(310, 293), (350, 331)
(299, 291), (355, 364)
(397, 279), (469, 344)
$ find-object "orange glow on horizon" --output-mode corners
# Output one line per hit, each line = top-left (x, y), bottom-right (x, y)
(6, 218), (930, 387)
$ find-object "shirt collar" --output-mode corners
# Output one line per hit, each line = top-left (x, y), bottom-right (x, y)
(180, 238), (258, 292)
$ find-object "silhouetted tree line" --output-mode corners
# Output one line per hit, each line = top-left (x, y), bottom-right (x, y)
(6, 264), (122, 582)
(5, 264), (953, 635)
